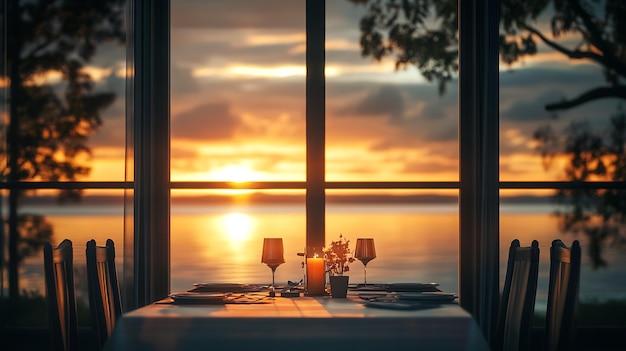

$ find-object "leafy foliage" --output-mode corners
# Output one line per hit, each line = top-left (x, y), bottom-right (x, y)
(534, 111), (626, 268)
(350, 0), (626, 110)
(2, 0), (125, 200)
(324, 234), (356, 276)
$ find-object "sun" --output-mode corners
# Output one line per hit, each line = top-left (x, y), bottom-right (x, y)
(211, 165), (261, 183)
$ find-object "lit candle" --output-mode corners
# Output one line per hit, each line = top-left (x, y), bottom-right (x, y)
(306, 256), (326, 296)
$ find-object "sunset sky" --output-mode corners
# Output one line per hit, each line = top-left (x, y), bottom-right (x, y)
(80, 0), (621, 187)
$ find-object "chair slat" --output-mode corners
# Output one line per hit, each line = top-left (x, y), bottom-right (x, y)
(87, 238), (124, 350)
(494, 239), (540, 351)
(44, 239), (79, 351)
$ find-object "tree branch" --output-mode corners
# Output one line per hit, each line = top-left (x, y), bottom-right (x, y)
(568, 0), (613, 58)
(568, 0), (626, 78)
(524, 23), (626, 79)
(545, 85), (626, 111)
(524, 24), (604, 62)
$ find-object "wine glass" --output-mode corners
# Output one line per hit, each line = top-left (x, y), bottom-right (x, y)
(261, 238), (285, 296)
(354, 238), (376, 285)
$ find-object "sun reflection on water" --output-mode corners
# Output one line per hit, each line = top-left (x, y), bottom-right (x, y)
(221, 212), (253, 244)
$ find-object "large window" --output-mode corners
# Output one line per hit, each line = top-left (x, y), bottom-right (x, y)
(167, 0), (461, 295)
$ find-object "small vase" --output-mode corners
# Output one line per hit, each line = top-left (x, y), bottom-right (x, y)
(329, 275), (349, 298)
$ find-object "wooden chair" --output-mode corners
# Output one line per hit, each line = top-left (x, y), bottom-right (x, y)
(44, 239), (79, 351)
(494, 239), (540, 351)
(86, 239), (123, 349)
(544, 239), (581, 351)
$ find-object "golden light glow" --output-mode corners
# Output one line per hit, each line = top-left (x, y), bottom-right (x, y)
(193, 64), (340, 78)
(83, 66), (114, 81)
(26, 71), (63, 86)
(193, 64), (304, 78)
(243, 33), (304, 46)
(228, 65), (304, 78)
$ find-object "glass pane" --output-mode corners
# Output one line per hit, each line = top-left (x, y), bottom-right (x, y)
(498, 1), (626, 328)
(170, 189), (306, 293)
(326, 2), (459, 182)
(500, 189), (626, 327)
(170, 0), (306, 182)
(2, 189), (125, 327)
(0, 1), (128, 339)
(326, 189), (459, 292)
(498, 3), (622, 183)
(1, 1), (127, 183)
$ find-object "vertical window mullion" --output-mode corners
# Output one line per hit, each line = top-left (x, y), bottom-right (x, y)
(127, 0), (171, 309)
(458, 0), (500, 341)
(305, 0), (325, 255)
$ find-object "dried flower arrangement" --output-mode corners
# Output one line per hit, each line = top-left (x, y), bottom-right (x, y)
(323, 234), (355, 276)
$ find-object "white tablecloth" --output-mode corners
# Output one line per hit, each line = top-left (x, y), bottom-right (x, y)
(105, 295), (490, 351)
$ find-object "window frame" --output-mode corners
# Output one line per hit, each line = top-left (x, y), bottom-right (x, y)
(3, 0), (625, 342)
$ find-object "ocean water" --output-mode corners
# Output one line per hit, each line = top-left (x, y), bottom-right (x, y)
(12, 203), (626, 314)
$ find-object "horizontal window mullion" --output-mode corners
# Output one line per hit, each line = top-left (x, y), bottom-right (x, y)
(325, 182), (459, 189)
(500, 181), (626, 190)
(2, 181), (623, 191)
(0, 181), (130, 189)
(171, 181), (306, 189)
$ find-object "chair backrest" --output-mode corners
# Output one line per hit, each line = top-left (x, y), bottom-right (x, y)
(44, 239), (79, 351)
(544, 239), (581, 351)
(494, 239), (540, 351)
(86, 239), (123, 349)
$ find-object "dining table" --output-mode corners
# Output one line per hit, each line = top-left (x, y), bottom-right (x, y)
(105, 287), (491, 351)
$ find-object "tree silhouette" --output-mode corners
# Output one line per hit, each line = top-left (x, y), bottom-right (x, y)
(1, 0), (125, 299)
(351, 0), (626, 266)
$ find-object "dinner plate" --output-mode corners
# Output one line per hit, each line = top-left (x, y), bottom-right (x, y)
(386, 283), (441, 292)
(169, 292), (227, 305)
(395, 292), (457, 302)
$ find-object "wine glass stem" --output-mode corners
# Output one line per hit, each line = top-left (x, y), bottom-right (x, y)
(271, 268), (276, 292)
(364, 264), (367, 285)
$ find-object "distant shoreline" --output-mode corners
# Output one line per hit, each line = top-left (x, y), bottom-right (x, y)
(16, 193), (556, 206)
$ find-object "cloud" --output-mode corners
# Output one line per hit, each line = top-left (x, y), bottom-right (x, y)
(172, 102), (239, 140)
(500, 63), (605, 90)
(171, 0), (367, 32)
(171, 0), (305, 29)
(338, 85), (406, 121)
(502, 89), (564, 122)
(171, 31), (306, 68)
(171, 64), (199, 96)
(89, 101), (126, 148)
